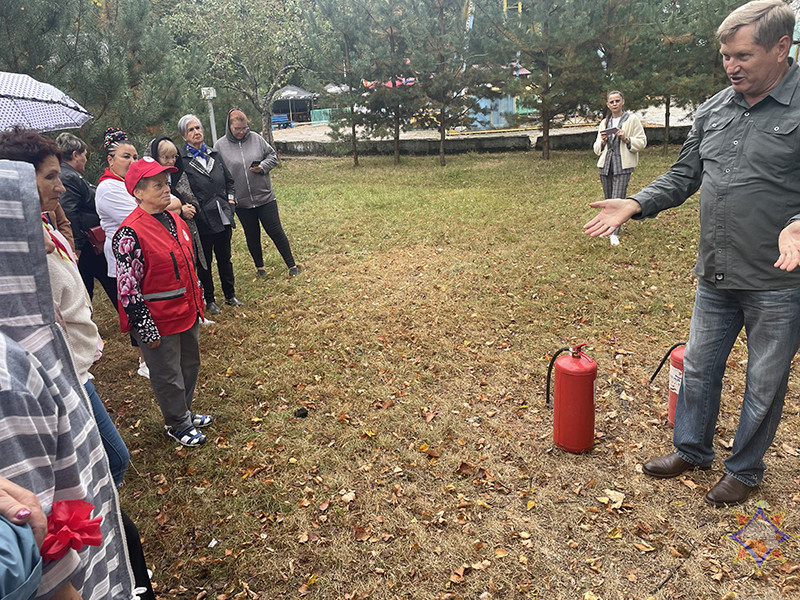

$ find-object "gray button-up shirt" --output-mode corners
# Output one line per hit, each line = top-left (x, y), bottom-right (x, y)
(632, 60), (800, 290)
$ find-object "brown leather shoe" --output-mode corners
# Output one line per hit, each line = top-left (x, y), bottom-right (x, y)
(705, 474), (757, 507)
(642, 453), (710, 479)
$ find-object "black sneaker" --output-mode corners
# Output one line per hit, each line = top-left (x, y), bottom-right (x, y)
(289, 266), (299, 277)
(205, 301), (221, 315)
(225, 296), (244, 307)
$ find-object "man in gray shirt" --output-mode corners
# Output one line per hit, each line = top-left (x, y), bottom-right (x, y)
(584, 0), (800, 506)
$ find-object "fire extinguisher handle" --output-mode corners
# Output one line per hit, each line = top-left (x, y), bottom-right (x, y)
(546, 347), (572, 408)
(650, 342), (687, 384)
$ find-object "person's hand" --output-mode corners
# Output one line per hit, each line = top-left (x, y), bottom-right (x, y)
(249, 165), (263, 174)
(0, 476), (46, 546)
(775, 221), (800, 271)
(600, 132), (608, 145)
(181, 204), (197, 219)
(615, 129), (628, 144)
(146, 339), (161, 349)
(584, 198), (642, 237)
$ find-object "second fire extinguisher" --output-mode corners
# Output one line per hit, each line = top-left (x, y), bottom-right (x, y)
(546, 344), (597, 453)
(650, 342), (686, 427)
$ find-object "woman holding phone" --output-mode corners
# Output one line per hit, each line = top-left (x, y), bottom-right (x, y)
(214, 109), (298, 279)
(593, 90), (646, 246)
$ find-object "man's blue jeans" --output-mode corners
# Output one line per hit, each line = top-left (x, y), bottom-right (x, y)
(673, 279), (800, 487)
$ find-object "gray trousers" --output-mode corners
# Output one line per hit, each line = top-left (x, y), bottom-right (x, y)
(134, 321), (201, 431)
(600, 162), (633, 236)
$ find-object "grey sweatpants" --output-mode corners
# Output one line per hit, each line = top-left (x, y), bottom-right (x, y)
(134, 320), (201, 431)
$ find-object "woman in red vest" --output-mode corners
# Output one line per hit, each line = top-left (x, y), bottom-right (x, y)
(112, 157), (212, 447)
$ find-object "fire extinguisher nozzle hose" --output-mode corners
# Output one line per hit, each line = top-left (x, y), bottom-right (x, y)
(546, 347), (572, 408)
(650, 342), (687, 384)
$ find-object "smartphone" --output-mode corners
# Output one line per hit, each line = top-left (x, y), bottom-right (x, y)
(250, 160), (261, 167)
(600, 127), (618, 136)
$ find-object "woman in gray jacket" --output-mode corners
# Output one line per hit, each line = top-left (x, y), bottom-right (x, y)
(214, 109), (298, 278)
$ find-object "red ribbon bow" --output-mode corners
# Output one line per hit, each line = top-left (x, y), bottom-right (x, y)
(40, 499), (103, 562)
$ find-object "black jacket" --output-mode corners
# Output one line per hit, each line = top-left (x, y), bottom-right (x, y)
(59, 161), (99, 251)
(179, 145), (236, 236)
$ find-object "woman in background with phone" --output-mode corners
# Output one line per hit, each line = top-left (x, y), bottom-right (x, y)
(215, 108), (298, 279)
(593, 90), (646, 246)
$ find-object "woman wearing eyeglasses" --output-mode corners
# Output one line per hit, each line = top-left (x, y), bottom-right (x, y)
(593, 91), (647, 246)
(214, 109), (298, 279)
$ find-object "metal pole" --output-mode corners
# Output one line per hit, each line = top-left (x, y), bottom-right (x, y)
(207, 98), (218, 145)
(201, 87), (219, 145)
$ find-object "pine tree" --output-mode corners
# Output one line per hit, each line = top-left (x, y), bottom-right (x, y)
(412, 0), (483, 166)
(477, 0), (604, 159)
(625, 0), (741, 153)
(1, 0), (192, 173)
(363, 0), (424, 164)
(307, 0), (375, 166)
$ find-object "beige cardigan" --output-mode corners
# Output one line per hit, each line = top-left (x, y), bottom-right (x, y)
(593, 113), (647, 170)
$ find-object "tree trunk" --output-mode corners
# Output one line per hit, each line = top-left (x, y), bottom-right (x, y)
(662, 95), (671, 156)
(259, 109), (281, 166)
(393, 110), (400, 165)
(541, 110), (551, 160)
(261, 112), (271, 142)
(351, 107), (359, 167)
(262, 109), (276, 147)
(439, 105), (446, 167)
(541, 46), (551, 160)
(344, 38), (358, 167)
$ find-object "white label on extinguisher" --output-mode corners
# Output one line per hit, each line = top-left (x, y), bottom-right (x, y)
(669, 364), (683, 395)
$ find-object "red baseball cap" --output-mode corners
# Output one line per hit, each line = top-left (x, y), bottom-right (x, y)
(125, 157), (177, 196)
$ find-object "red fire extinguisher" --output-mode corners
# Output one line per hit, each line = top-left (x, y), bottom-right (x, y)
(546, 344), (597, 454)
(650, 342), (686, 427)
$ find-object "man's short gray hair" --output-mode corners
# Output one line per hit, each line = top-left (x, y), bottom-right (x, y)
(177, 114), (203, 137)
(55, 132), (87, 158)
(717, 0), (795, 49)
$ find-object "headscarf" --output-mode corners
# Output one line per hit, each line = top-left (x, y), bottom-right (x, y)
(146, 136), (186, 201)
(146, 136), (185, 180)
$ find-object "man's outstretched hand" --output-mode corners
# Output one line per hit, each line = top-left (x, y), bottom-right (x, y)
(583, 198), (642, 238)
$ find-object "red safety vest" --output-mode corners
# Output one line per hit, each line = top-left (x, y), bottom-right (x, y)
(117, 207), (204, 335)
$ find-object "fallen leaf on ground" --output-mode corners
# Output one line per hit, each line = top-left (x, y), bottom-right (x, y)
(602, 489), (625, 510)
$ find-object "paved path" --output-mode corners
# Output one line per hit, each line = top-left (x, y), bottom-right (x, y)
(271, 103), (694, 146)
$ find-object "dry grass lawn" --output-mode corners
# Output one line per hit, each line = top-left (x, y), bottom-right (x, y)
(90, 147), (800, 600)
